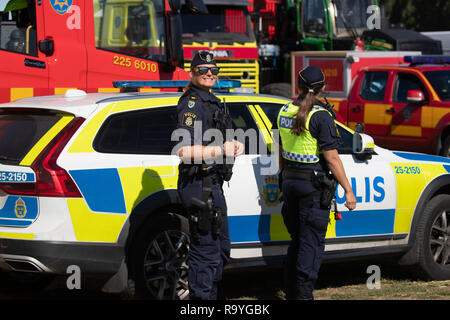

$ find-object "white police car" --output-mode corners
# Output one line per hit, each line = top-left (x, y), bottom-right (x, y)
(0, 87), (448, 300)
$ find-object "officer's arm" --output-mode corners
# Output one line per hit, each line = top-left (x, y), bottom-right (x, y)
(177, 145), (223, 161)
(322, 149), (356, 210)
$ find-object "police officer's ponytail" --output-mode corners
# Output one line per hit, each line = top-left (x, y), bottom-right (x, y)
(291, 86), (321, 136)
(291, 65), (326, 136)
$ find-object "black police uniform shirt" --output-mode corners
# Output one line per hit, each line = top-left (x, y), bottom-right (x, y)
(273, 100), (340, 172)
(176, 84), (223, 147)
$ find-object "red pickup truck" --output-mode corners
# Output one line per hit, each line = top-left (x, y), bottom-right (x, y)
(327, 55), (450, 157)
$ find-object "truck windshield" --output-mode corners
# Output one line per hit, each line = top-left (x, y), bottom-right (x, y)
(181, 5), (255, 44)
(94, 0), (167, 62)
(332, 0), (375, 38)
(424, 70), (450, 101)
(0, 0), (38, 56)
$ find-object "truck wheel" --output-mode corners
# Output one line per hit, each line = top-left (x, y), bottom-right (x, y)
(128, 212), (190, 299)
(414, 194), (450, 280)
(261, 83), (291, 98)
(440, 136), (450, 157)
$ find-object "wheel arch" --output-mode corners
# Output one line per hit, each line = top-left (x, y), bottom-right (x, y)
(399, 173), (450, 264)
(117, 189), (187, 260)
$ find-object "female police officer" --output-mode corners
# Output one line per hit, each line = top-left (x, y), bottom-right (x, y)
(275, 65), (356, 300)
(175, 51), (243, 300)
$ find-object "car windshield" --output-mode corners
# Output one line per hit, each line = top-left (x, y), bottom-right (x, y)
(181, 5), (254, 44)
(423, 70), (450, 101)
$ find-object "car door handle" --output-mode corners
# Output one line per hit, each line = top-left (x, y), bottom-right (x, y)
(352, 105), (362, 112)
(386, 107), (395, 114)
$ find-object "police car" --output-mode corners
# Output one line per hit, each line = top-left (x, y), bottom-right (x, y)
(0, 86), (449, 299)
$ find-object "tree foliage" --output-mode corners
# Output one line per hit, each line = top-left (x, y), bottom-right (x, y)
(384, 0), (450, 31)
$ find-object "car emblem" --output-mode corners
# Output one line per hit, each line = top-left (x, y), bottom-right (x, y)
(263, 176), (281, 207)
(14, 198), (27, 218)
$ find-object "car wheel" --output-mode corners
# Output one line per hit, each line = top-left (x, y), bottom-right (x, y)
(440, 136), (450, 157)
(128, 212), (190, 299)
(414, 194), (450, 280)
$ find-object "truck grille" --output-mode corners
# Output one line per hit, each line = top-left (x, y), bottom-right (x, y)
(184, 60), (259, 93)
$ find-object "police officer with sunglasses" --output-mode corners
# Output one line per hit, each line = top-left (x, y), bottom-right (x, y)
(175, 51), (244, 300)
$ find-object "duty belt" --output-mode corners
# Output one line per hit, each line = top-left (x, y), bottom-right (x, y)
(282, 167), (319, 181)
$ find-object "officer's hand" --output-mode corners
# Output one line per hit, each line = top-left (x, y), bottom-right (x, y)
(233, 140), (244, 157)
(345, 190), (357, 211)
(223, 141), (236, 157)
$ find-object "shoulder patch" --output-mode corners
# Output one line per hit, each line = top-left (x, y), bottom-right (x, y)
(182, 112), (198, 128)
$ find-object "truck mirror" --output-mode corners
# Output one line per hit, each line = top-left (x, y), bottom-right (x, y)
(406, 90), (425, 103)
(168, 0), (181, 11)
(353, 132), (375, 156)
(355, 122), (365, 133)
(184, 0), (208, 14)
(38, 38), (54, 56)
(167, 12), (184, 69)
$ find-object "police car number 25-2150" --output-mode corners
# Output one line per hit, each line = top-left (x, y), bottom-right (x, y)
(0, 171), (33, 182)
(394, 165), (421, 174)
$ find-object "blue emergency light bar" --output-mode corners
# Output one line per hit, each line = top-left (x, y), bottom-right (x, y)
(404, 55), (450, 65)
(113, 80), (242, 91)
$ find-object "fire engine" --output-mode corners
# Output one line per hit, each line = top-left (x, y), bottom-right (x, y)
(180, 0), (259, 93)
(0, 0), (190, 103)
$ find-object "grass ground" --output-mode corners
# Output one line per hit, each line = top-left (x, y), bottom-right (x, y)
(220, 258), (450, 300)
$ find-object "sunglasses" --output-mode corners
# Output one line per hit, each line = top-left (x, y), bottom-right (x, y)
(195, 66), (220, 75)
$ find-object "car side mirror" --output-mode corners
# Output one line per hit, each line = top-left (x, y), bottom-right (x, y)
(353, 132), (374, 160)
(406, 90), (425, 103)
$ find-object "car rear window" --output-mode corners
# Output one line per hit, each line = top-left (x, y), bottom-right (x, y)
(0, 109), (64, 165)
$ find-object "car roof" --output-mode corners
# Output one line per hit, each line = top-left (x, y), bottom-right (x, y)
(0, 91), (291, 118)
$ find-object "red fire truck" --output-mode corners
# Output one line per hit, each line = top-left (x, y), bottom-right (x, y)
(180, 0), (259, 93)
(0, 0), (188, 103)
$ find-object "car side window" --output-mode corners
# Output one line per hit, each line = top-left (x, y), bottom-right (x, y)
(257, 103), (283, 125)
(393, 72), (429, 103)
(227, 103), (263, 154)
(336, 123), (354, 154)
(0, 0), (38, 56)
(94, 106), (177, 155)
(359, 71), (389, 101)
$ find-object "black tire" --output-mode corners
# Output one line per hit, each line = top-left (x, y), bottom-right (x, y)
(261, 82), (291, 99)
(413, 194), (450, 280)
(127, 212), (190, 299)
(440, 136), (450, 157)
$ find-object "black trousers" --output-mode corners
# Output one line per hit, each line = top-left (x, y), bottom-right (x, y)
(281, 178), (330, 300)
(178, 176), (230, 300)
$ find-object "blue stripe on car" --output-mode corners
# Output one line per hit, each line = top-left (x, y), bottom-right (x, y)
(69, 168), (127, 214)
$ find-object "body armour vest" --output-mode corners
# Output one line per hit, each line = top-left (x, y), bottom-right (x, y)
(277, 103), (332, 163)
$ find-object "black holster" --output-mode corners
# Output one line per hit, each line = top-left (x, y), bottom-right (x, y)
(282, 167), (337, 209)
(312, 171), (338, 209)
(188, 174), (223, 240)
(190, 197), (223, 237)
